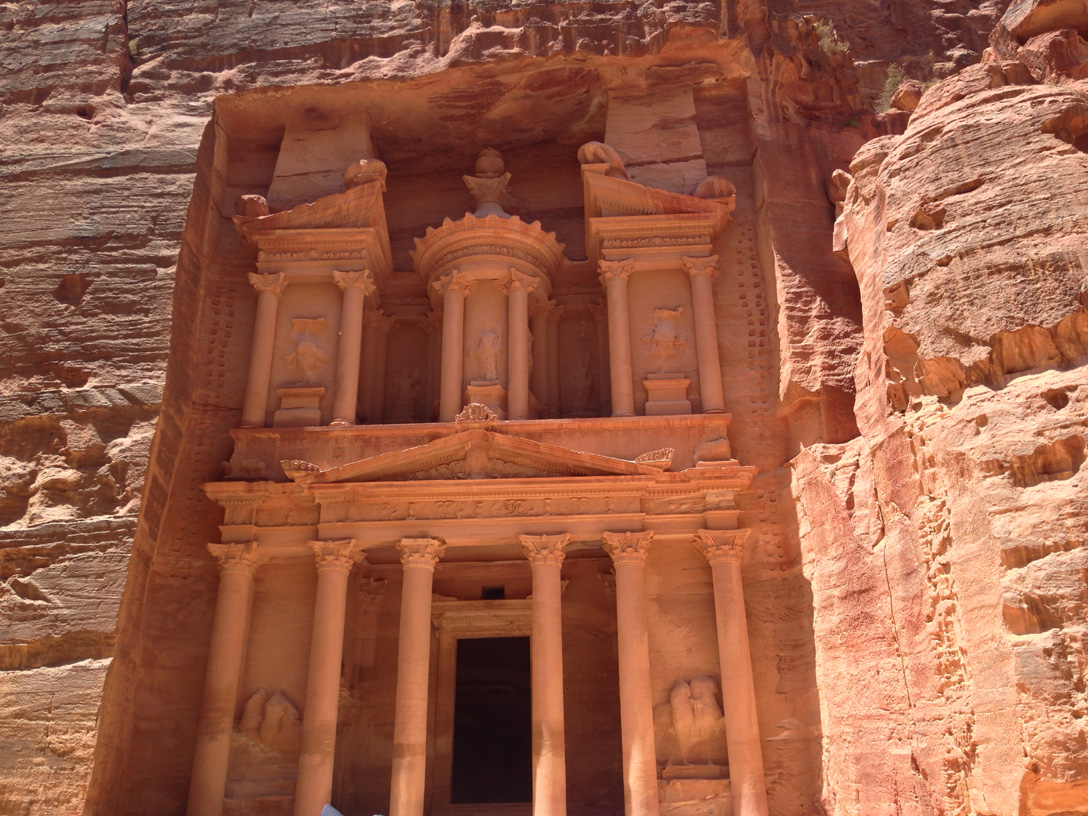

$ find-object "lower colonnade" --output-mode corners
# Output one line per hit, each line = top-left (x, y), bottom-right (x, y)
(186, 530), (768, 816)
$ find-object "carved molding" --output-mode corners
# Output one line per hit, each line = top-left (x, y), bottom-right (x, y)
(520, 533), (570, 567)
(602, 530), (653, 566)
(455, 402), (499, 424)
(397, 537), (446, 569)
(309, 539), (365, 572)
(694, 528), (751, 564)
(248, 271), (288, 297)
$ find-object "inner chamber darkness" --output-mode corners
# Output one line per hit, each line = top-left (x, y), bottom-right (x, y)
(451, 637), (532, 804)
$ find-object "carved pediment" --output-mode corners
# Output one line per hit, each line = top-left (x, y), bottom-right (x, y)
(281, 429), (666, 484)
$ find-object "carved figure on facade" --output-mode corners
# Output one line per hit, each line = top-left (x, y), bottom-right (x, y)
(654, 676), (728, 769)
(283, 318), (329, 382)
(644, 307), (687, 369)
(472, 323), (503, 383)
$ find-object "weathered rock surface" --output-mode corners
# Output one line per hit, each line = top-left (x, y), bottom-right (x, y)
(1, 1), (1085, 814)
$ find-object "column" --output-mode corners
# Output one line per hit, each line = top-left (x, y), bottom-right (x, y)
(187, 543), (263, 816)
(366, 312), (396, 424)
(424, 310), (443, 421)
(434, 272), (475, 421)
(694, 530), (768, 816)
(294, 540), (364, 816)
(242, 272), (288, 427)
(599, 261), (635, 417)
(331, 270), (375, 426)
(547, 302), (564, 418)
(682, 257), (726, 414)
(520, 534), (570, 816)
(591, 301), (611, 416)
(602, 531), (659, 816)
(505, 270), (538, 420)
(389, 537), (446, 816)
(529, 300), (549, 411)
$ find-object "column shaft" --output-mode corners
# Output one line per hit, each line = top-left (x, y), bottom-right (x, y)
(696, 531), (768, 816)
(389, 538), (445, 816)
(592, 302), (611, 416)
(367, 314), (395, 424)
(530, 306), (549, 413)
(604, 532), (659, 816)
(521, 535), (569, 816)
(242, 273), (287, 427)
(683, 258), (726, 414)
(547, 305), (562, 418)
(506, 272), (536, 420)
(599, 263), (635, 417)
(437, 274), (471, 422)
(331, 271), (374, 425)
(294, 541), (362, 816)
(187, 544), (261, 816)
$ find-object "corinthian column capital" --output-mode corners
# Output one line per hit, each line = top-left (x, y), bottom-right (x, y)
(520, 533), (569, 566)
(694, 528), (751, 564)
(397, 537), (446, 570)
(602, 531), (653, 566)
(332, 268), (376, 295)
(207, 542), (264, 576)
(598, 260), (635, 286)
(308, 539), (366, 573)
(502, 268), (539, 294)
(432, 270), (477, 297)
(248, 271), (288, 297)
(682, 255), (719, 280)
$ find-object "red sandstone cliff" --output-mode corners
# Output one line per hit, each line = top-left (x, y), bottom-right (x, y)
(3, 1), (1086, 815)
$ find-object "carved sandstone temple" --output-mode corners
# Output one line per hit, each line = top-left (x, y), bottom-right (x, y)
(185, 140), (771, 816)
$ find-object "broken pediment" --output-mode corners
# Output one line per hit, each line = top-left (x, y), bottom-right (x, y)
(281, 428), (668, 484)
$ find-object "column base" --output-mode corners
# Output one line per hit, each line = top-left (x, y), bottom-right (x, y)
(701, 408), (728, 414)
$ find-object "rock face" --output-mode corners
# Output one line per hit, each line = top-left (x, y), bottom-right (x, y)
(0, 1), (1085, 815)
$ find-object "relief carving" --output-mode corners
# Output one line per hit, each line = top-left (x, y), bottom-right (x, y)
(472, 323), (503, 383)
(644, 307), (687, 370)
(283, 318), (329, 382)
(654, 676), (728, 769)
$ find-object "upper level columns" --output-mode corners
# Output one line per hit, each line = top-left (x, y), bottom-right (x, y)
(602, 531), (659, 816)
(331, 270), (375, 426)
(520, 534), (570, 816)
(434, 272), (476, 422)
(295, 540), (365, 816)
(683, 257), (726, 414)
(546, 302), (564, 418)
(242, 272), (288, 427)
(694, 530), (768, 816)
(362, 310), (396, 424)
(187, 543), (264, 816)
(529, 301), (549, 411)
(389, 538), (446, 816)
(599, 262), (636, 417)
(505, 271), (538, 420)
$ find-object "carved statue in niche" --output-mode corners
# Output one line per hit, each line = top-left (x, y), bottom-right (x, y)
(283, 318), (329, 382)
(472, 323), (503, 383)
(643, 307), (686, 371)
(654, 676), (728, 770)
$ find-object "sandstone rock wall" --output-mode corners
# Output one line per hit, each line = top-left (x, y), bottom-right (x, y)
(2, 1), (1084, 815)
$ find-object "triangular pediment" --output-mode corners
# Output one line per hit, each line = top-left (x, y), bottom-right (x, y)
(583, 170), (734, 222)
(233, 181), (390, 250)
(282, 429), (668, 484)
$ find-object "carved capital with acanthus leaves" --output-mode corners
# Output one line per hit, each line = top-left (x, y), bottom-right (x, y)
(332, 268), (376, 295)
(433, 270), (477, 297)
(682, 255), (719, 281)
(520, 533), (569, 567)
(602, 531), (653, 566)
(397, 537), (446, 570)
(362, 309), (397, 333)
(694, 528), (751, 565)
(309, 539), (366, 573)
(598, 260), (635, 287)
(207, 542), (265, 577)
(502, 268), (539, 295)
(248, 271), (288, 297)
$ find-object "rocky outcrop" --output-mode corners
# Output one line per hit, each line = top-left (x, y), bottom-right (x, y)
(794, 14), (1088, 812)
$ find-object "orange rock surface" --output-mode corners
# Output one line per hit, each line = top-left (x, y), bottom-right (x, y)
(0, 2), (1085, 816)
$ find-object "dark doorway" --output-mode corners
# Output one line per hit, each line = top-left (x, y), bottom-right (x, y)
(450, 636), (532, 804)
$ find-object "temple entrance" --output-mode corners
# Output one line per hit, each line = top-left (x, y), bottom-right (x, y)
(450, 637), (532, 805)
